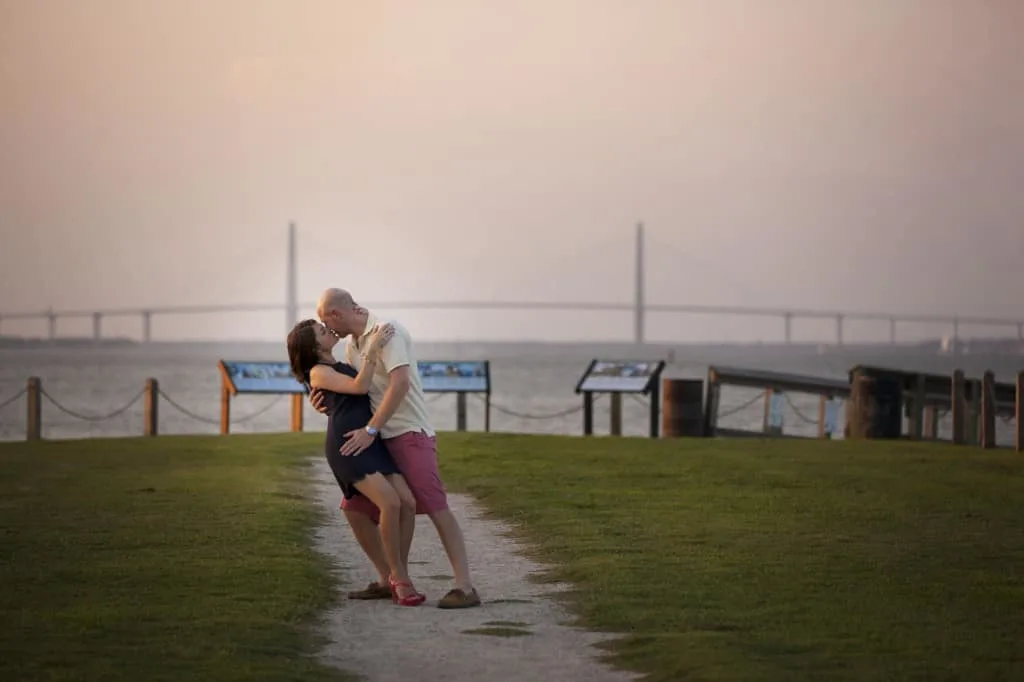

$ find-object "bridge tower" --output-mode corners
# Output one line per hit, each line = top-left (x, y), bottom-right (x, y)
(286, 222), (298, 331)
(634, 221), (645, 345)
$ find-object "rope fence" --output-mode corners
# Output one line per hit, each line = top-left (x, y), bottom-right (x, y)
(42, 388), (145, 422)
(474, 392), (596, 420)
(780, 394), (816, 426)
(3, 377), (308, 440)
(3, 368), (1021, 450)
(157, 390), (284, 426)
(0, 388), (27, 411)
(718, 392), (766, 420)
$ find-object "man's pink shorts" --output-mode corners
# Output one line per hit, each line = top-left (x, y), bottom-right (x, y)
(340, 430), (448, 524)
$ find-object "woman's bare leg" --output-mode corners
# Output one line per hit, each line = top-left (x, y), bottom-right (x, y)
(385, 474), (417, 574)
(351, 474), (411, 594)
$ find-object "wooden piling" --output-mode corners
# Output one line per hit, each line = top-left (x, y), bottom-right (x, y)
(951, 370), (966, 445)
(909, 374), (926, 440)
(144, 378), (159, 436)
(966, 380), (980, 446)
(847, 374), (874, 440)
(923, 406), (938, 440)
(661, 379), (704, 438)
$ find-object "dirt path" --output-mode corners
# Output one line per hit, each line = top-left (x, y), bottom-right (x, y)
(309, 458), (639, 682)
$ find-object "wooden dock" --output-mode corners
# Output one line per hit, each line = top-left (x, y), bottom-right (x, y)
(691, 364), (1023, 451)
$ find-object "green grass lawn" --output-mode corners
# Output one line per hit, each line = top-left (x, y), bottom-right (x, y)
(2, 433), (1024, 682)
(0, 434), (353, 682)
(435, 433), (1024, 682)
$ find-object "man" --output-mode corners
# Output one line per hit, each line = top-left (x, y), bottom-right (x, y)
(312, 288), (480, 609)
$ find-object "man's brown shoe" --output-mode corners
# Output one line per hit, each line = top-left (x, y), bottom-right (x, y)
(347, 582), (392, 600)
(437, 588), (481, 609)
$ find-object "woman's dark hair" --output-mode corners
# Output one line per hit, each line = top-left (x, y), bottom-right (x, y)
(287, 319), (321, 385)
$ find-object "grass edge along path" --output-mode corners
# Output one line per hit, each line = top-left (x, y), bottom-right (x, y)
(0, 434), (356, 682)
(436, 432), (1024, 682)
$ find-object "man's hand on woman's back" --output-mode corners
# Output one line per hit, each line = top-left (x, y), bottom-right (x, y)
(309, 388), (329, 414)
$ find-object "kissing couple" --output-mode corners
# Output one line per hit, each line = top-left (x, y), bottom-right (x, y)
(287, 288), (480, 609)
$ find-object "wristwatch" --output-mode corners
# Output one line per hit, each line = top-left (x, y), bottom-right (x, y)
(365, 425), (378, 437)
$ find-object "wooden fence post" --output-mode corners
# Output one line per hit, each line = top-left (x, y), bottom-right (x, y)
(980, 371), (996, 449)
(144, 378), (159, 436)
(966, 380), (981, 446)
(220, 383), (231, 435)
(26, 377), (41, 441)
(848, 375), (874, 440)
(289, 394), (304, 433)
(817, 395), (828, 439)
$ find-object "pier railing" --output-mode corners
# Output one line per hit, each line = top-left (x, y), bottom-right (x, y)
(696, 365), (1022, 451)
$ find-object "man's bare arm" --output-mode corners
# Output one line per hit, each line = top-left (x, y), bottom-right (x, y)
(367, 365), (411, 432)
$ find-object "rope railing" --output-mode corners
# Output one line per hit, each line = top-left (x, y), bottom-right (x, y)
(157, 390), (284, 425)
(473, 392), (599, 420)
(41, 388), (145, 422)
(6, 377), (306, 440)
(29, 386), (285, 427)
(717, 392), (765, 420)
(782, 393), (824, 426)
(0, 388), (27, 411)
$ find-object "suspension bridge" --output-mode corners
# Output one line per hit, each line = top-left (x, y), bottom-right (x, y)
(1, 223), (1021, 346)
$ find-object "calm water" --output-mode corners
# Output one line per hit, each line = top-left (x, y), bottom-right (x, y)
(0, 342), (1020, 445)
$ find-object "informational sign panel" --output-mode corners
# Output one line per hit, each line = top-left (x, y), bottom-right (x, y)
(576, 360), (666, 394)
(417, 361), (490, 393)
(218, 361), (307, 395)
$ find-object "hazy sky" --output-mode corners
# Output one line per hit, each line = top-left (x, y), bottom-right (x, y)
(1, 0), (1022, 342)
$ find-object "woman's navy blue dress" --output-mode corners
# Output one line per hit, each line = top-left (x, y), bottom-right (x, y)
(314, 361), (399, 499)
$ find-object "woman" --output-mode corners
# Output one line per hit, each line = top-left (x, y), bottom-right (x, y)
(287, 319), (424, 607)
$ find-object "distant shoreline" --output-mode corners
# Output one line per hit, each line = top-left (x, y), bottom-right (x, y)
(2, 335), (1020, 356)
(0, 336), (138, 348)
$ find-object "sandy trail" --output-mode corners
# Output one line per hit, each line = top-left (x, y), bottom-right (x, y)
(309, 458), (639, 682)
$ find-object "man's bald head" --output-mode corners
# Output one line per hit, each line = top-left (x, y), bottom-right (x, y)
(317, 288), (353, 314)
(317, 288), (365, 338)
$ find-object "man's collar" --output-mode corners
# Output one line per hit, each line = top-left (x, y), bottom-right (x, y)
(353, 312), (378, 345)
